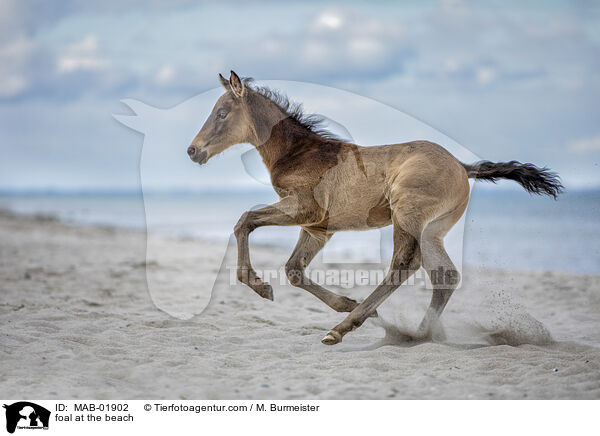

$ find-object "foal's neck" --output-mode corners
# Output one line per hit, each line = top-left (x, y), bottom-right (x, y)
(246, 92), (325, 172)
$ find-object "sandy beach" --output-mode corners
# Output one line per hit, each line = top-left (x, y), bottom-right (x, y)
(1, 210), (599, 400)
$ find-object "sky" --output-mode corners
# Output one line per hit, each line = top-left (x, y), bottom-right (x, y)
(1, 0), (600, 190)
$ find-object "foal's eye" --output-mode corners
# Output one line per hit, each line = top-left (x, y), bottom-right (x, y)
(218, 112), (227, 119)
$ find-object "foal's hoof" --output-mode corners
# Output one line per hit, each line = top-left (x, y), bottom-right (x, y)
(321, 330), (342, 345)
(261, 283), (274, 301)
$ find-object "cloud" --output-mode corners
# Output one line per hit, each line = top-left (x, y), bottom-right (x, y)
(313, 10), (343, 30)
(409, 1), (600, 90)
(0, 0), (35, 97)
(154, 64), (177, 86)
(303, 8), (407, 73)
(57, 34), (107, 73)
(234, 8), (411, 81)
(0, 37), (33, 97)
(568, 135), (600, 154)
(475, 66), (497, 85)
(4, 1), (599, 103)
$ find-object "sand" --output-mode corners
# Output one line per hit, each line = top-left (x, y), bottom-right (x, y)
(1, 210), (599, 399)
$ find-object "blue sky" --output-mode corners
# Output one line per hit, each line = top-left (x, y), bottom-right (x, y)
(1, 0), (599, 190)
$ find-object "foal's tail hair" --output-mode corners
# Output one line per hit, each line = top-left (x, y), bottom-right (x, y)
(462, 160), (564, 199)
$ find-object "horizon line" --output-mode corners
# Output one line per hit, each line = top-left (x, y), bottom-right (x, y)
(1, 184), (600, 196)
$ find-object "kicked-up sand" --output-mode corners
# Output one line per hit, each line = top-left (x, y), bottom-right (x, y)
(1, 210), (599, 399)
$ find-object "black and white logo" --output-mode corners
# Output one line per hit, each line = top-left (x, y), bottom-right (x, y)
(3, 402), (50, 434)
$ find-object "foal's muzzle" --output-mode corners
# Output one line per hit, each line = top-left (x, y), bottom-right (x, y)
(187, 146), (208, 165)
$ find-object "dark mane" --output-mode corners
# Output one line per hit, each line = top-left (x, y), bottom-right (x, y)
(243, 78), (342, 141)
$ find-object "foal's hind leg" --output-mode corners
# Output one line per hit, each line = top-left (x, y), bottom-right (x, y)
(322, 220), (421, 345)
(286, 229), (366, 313)
(417, 207), (466, 339)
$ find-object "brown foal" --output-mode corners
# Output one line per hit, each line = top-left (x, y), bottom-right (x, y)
(187, 71), (563, 345)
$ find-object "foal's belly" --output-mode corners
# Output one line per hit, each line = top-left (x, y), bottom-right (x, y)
(310, 187), (392, 232)
(323, 204), (392, 231)
(309, 155), (392, 231)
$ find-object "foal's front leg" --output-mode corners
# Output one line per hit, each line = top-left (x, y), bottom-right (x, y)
(234, 197), (309, 300)
(286, 229), (365, 313)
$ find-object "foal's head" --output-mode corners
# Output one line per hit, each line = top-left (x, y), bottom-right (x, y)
(187, 71), (255, 165)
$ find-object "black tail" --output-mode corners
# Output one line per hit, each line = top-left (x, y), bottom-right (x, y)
(462, 160), (564, 199)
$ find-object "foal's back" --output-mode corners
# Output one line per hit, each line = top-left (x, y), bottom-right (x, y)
(302, 139), (470, 233)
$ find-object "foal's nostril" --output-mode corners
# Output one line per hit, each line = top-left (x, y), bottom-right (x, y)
(187, 146), (197, 157)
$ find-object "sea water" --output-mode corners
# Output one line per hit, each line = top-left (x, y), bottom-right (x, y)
(1, 187), (598, 274)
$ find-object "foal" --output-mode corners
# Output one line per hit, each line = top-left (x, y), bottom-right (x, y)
(188, 71), (563, 345)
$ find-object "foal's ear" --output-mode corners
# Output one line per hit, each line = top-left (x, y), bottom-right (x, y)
(229, 70), (246, 98)
(219, 73), (230, 91)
